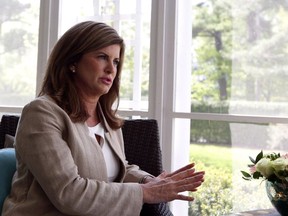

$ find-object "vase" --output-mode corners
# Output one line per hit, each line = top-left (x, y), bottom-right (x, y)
(266, 181), (288, 216)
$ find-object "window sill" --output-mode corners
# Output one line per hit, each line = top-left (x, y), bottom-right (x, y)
(227, 208), (279, 216)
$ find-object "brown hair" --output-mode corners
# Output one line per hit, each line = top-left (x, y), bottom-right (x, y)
(38, 21), (124, 129)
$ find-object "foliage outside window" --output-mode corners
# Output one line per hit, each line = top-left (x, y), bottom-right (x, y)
(0, 0), (39, 106)
(190, 1), (288, 215)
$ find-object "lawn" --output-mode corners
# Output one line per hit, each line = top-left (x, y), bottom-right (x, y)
(188, 144), (272, 216)
(190, 144), (232, 170)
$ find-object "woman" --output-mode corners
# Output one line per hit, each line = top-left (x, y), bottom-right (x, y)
(2, 21), (205, 216)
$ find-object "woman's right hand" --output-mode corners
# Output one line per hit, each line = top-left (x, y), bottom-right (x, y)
(140, 163), (205, 204)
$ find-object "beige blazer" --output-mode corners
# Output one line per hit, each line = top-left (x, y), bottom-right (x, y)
(2, 96), (150, 216)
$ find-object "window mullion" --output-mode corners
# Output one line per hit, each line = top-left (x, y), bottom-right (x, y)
(149, 0), (176, 171)
(132, 1), (143, 110)
(36, 0), (60, 95)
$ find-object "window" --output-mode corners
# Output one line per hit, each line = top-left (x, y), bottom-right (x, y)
(189, 0), (288, 215)
(0, 0), (40, 109)
(2, 0), (288, 215)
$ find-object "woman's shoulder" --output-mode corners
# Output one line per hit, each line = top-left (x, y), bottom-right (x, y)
(24, 95), (59, 111)
(21, 95), (68, 120)
(28, 95), (55, 105)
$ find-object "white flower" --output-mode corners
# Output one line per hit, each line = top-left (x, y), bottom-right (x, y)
(255, 158), (274, 178)
(272, 158), (288, 172)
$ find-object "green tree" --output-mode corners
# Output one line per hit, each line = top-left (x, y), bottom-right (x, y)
(0, 0), (39, 105)
(192, 0), (288, 104)
(192, 0), (232, 103)
(232, 0), (288, 102)
(0, 0), (31, 55)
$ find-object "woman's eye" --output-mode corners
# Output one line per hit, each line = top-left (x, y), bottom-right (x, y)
(113, 60), (120, 66)
(97, 54), (119, 67)
(98, 55), (107, 60)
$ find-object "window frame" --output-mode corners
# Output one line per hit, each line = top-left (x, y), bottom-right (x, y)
(2, 0), (288, 215)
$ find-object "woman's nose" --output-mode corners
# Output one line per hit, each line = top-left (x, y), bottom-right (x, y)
(105, 60), (117, 74)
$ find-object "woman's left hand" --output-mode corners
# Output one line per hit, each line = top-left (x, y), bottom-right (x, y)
(140, 163), (205, 204)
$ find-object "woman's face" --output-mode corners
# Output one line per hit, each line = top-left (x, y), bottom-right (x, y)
(73, 44), (121, 98)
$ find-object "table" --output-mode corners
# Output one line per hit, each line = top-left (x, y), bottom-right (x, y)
(227, 208), (280, 216)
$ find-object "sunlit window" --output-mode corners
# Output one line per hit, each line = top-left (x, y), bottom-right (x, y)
(0, 0), (39, 107)
(190, 1), (288, 215)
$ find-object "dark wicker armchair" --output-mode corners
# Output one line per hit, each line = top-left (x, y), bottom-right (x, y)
(0, 115), (20, 149)
(122, 119), (173, 216)
(0, 115), (173, 216)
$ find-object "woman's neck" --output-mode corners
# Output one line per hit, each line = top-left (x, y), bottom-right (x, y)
(84, 98), (100, 127)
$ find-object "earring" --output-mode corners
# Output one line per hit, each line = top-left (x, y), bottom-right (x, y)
(70, 66), (76, 73)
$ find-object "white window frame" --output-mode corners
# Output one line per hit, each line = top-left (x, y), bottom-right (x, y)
(36, 0), (60, 95)
(2, 0), (288, 215)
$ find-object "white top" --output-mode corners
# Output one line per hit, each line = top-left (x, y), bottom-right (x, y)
(88, 123), (120, 182)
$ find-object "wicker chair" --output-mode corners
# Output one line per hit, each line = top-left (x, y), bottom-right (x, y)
(122, 119), (173, 216)
(0, 115), (20, 149)
(0, 115), (173, 216)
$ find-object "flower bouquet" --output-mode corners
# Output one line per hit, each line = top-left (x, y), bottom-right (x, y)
(241, 150), (288, 215)
(241, 150), (288, 183)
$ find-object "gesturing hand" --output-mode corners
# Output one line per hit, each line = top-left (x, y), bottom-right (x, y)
(140, 163), (205, 204)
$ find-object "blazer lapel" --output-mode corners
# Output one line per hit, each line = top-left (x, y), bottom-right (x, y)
(98, 104), (126, 179)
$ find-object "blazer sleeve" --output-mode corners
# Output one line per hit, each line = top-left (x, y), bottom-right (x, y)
(15, 98), (143, 216)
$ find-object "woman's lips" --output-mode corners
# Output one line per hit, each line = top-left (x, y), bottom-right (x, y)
(100, 77), (112, 85)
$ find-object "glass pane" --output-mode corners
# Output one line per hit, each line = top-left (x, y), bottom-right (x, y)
(192, 0), (288, 117)
(59, 0), (151, 111)
(189, 119), (288, 215)
(0, 0), (40, 106)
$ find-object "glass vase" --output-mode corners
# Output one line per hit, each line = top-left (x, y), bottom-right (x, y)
(266, 180), (288, 216)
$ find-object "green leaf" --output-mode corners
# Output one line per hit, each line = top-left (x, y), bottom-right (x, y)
(242, 176), (251, 181)
(253, 171), (262, 179)
(241, 171), (251, 178)
(249, 156), (256, 164)
(255, 151), (263, 164)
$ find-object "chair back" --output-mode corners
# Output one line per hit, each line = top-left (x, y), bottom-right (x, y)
(0, 148), (16, 213)
(0, 115), (20, 149)
(122, 119), (163, 176)
(122, 119), (173, 216)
